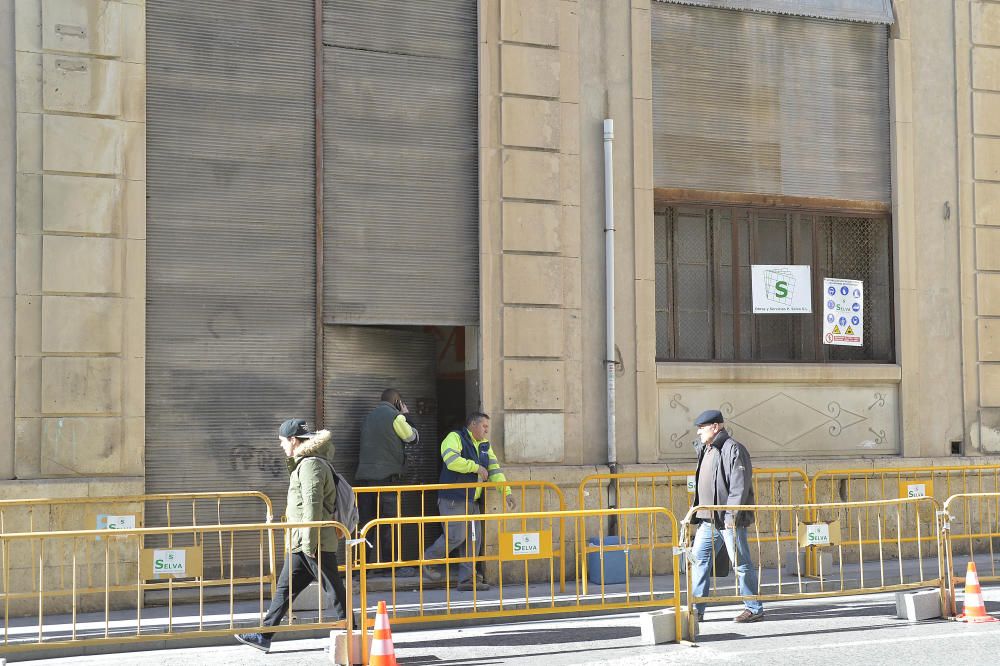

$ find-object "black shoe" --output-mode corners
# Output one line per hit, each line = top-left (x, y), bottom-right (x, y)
(235, 632), (271, 653)
(733, 609), (764, 623)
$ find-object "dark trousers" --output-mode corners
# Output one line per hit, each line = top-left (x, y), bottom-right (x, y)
(262, 551), (346, 639)
(355, 478), (400, 564)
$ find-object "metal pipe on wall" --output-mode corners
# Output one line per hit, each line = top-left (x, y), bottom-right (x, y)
(603, 119), (618, 533)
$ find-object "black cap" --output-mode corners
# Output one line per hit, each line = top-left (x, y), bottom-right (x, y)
(693, 409), (724, 426)
(278, 418), (313, 439)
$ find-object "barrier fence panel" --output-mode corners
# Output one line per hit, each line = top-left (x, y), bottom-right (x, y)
(680, 498), (944, 640)
(939, 492), (1000, 617)
(351, 481), (565, 582)
(356, 507), (681, 660)
(577, 469), (809, 574)
(0, 492), (278, 599)
(0, 521), (352, 656)
(810, 465), (1000, 507)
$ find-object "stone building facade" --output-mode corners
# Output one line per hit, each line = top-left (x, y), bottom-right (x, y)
(2, 0), (1000, 518)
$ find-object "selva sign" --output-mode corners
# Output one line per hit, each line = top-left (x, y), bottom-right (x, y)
(153, 549), (186, 576)
(512, 533), (541, 556)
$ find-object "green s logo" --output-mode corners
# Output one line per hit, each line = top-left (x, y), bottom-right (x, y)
(774, 281), (788, 298)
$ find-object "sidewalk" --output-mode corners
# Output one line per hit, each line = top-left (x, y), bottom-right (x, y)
(1, 552), (994, 661)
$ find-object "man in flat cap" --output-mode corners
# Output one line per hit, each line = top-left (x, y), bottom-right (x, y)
(690, 409), (764, 623)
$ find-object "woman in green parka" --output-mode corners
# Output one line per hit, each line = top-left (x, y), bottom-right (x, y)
(235, 419), (347, 653)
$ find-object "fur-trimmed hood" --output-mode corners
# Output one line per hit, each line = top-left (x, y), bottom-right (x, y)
(294, 429), (333, 460)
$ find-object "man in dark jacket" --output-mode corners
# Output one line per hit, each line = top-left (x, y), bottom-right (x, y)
(355, 389), (417, 572)
(690, 409), (764, 623)
(236, 419), (347, 653)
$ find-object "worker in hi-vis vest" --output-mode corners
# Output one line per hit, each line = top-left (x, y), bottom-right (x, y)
(421, 412), (516, 591)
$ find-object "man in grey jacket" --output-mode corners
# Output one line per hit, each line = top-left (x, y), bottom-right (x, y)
(690, 409), (764, 623)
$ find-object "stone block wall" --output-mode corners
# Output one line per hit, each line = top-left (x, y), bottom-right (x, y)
(482, 0), (582, 466)
(7, 0), (145, 508)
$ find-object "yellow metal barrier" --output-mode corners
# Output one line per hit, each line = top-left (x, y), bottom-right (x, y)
(810, 465), (1000, 506)
(0, 520), (352, 655)
(680, 497), (944, 640)
(577, 468), (809, 579)
(0, 491), (279, 601)
(351, 480), (565, 572)
(356, 507), (682, 660)
(939, 492), (1000, 617)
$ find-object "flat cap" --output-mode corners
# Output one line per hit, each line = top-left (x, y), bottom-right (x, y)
(693, 409), (724, 426)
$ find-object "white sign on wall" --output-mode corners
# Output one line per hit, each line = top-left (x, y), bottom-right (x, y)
(97, 514), (136, 531)
(511, 532), (541, 556)
(823, 278), (864, 347)
(751, 265), (812, 313)
(805, 523), (831, 546)
(686, 475), (696, 494)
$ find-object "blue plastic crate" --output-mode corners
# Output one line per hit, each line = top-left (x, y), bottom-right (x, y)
(586, 536), (629, 585)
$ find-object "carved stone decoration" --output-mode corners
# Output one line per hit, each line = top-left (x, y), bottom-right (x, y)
(658, 383), (899, 459)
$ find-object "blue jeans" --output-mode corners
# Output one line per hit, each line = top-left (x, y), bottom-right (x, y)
(692, 521), (763, 615)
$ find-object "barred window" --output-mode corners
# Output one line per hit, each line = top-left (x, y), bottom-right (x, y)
(654, 206), (894, 362)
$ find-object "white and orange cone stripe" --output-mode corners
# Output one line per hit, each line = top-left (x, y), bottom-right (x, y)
(368, 599), (399, 666)
(957, 562), (998, 623)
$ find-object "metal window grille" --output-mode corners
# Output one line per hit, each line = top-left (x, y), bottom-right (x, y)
(655, 206), (894, 362)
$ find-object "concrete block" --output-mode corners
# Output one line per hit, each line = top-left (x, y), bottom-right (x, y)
(977, 228), (1000, 271)
(504, 412), (565, 463)
(15, 232), (42, 295)
(42, 174), (121, 235)
(559, 44), (579, 103)
(502, 149), (560, 201)
(121, 2), (144, 63)
(15, 0), (42, 52)
(501, 0), (559, 46)
(41, 357), (122, 414)
(982, 365), (1000, 407)
(123, 121), (144, 180)
(16, 112), (42, 174)
(330, 629), (366, 665)
(124, 179), (146, 239)
(503, 201), (561, 253)
(975, 137), (1000, 182)
(560, 153), (580, 206)
(895, 589), (941, 622)
(41, 417), (122, 475)
(42, 235), (122, 294)
(974, 46), (1000, 91)
(639, 608), (696, 644)
(41, 0), (122, 57)
(978, 182), (1000, 226)
(501, 44), (560, 97)
(15, 51), (42, 113)
(502, 254), (563, 305)
(503, 359), (564, 410)
(978, 273), (1000, 316)
(502, 97), (560, 149)
(15, 295), (41, 356)
(974, 2), (1000, 46)
(43, 115), (122, 175)
(503, 307), (563, 357)
(980, 319), (1000, 362)
(43, 54), (122, 116)
(975, 92), (1000, 137)
(14, 417), (42, 478)
(15, 356), (42, 417)
(41, 295), (123, 353)
(121, 416), (144, 474)
(561, 205), (580, 258)
(15, 173), (42, 234)
(561, 102), (579, 155)
(124, 238), (145, 299)
(122, 61), (145, 122)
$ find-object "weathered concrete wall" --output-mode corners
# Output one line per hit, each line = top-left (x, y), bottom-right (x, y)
(1, 0), (16, 481)
(6, 0), (145, 508)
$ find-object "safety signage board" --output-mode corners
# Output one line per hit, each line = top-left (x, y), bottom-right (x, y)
(500, 530), (552, 559)
(140, 547), (203, 579)
(751, 265), (812, 313)
(798, 521), (841, 548)
(823, 278), (864, 347)
(899, 479), (933, 499)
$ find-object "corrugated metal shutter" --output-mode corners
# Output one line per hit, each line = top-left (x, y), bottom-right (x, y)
(322, 0), (479, 325)
(652, 3), (891, 203)
(146, 1), (315, 561)
(324, 325), (440, 557)
(654, 0), (895, 25)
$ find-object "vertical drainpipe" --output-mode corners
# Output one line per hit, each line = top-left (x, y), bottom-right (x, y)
(314, 0), (325, 427)
(604, 119), (618, 536)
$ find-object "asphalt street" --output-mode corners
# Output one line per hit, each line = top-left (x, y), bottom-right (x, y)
(16, 587), (1000, 665)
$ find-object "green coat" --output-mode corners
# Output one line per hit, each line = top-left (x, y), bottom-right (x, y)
(284, 430), (340, 554)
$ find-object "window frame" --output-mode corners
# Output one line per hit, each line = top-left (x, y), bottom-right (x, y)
(654, 201), (896, 364)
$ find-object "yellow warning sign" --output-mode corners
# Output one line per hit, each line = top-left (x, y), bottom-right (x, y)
(845, 326), (854, 335)
(832, 325), (841, 334)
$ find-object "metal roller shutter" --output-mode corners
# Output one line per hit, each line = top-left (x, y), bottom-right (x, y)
(652, 3), (891, 202)
(324, 326), (440, 557)
(146, 1), (315, 558)
(322, 0), (479, 326)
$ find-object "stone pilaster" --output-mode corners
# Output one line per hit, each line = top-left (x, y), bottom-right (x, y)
(12, 0), (144, 482)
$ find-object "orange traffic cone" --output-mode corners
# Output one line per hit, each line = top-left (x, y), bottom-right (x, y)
(957, 562), (998, 623)
(368, 599), (398, 665)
